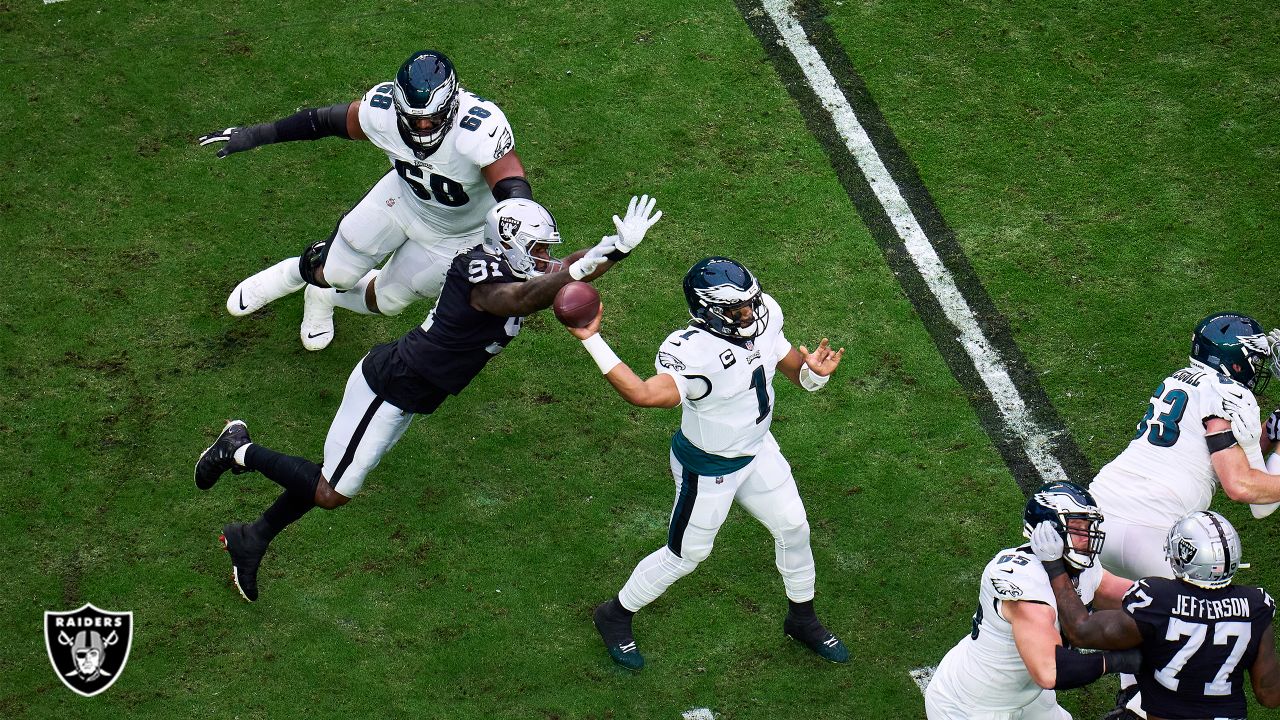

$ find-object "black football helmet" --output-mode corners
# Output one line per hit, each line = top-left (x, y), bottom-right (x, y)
(1190, 312), (1274, 391)
(1023, 480), (1105, 571)
(393, 50), (460, 156)
(682, 257), (769, 340)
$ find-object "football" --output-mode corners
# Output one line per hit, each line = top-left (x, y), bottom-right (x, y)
(553, 281), (601, 328)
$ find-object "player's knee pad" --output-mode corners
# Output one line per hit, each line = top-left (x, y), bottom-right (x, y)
(298, 238), (332, 288)
(371, 277), (414, 316)
(659, 546), (702, 577)
(776, 520), (810, 551)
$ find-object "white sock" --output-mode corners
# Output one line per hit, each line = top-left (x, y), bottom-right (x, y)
(275, 257), (306, 293)
(233, 443), (252, 467)
(331, 270), (379, 315)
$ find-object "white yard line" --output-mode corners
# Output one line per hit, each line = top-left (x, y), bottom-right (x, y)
(758, 0), (1070, 699)
(759, 0), (1068, 486)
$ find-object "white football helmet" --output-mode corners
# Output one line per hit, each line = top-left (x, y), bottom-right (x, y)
(1165, 510), (1242, 589)
(482, 199), (563, 279)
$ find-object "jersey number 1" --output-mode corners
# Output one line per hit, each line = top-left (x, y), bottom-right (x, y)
(749, 366), (771, 425)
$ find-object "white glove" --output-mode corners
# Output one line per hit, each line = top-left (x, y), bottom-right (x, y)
(611, 194), (662, 255)
(569, 236), (618, 280)
(1225, 399), (1263, 452)
(1029, 521), (1065, 563)
(1268, 328), (1280, 352)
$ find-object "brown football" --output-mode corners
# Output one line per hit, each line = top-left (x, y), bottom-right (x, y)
(553, 281), (601, 328)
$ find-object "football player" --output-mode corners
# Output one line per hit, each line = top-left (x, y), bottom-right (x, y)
(199, 50), (533, 351)
(564, 257), (848, 670)
(924, 481), (1141, 719)
(1029, 510), (1280, 719)
(192, 196), (661, 601)
(1087, 313), (1280, 716)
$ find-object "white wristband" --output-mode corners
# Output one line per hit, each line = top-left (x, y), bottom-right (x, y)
(581, 333), (622, 375)
(799, 364), (829, 391)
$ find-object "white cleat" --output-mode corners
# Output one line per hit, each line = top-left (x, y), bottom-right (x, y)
(300, 285), (336, 351)
(227, 257), (306, 317)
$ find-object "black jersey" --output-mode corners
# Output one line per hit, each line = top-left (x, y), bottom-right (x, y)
(362, 246), (524, 412)
(1123, 576), (1275, 719)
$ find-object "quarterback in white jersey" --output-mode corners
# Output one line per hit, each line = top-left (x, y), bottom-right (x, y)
(199, 50), (533, 351)
(926, 482), (1139, 719)
(567, 257), (848, 671)
(1089, 313), (1280, 583)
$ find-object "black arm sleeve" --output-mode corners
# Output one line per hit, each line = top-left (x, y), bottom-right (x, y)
(491, 176), (533, 201)
(270, 103), (352, 143)
(1052, 646), (1106, 689)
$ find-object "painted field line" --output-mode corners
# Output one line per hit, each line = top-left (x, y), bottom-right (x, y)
(757, 0), (1066, 484)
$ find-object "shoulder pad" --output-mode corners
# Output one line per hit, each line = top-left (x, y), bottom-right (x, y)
(985, 548), (1052, 604)
(453, 90), (514, 166)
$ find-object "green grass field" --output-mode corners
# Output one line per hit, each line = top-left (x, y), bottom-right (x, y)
(3, 1), (1278, 717)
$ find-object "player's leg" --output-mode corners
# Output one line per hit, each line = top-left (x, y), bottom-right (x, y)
(1096, 514), (1170, 720)
(365, 230), (475, 317)
(594, 455), (741, 670)
(735, 436), (848, 663)
(298, 171), (410, 349)
(1018, 689), (1072, 720)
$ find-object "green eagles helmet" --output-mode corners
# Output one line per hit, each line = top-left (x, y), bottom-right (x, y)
(1190, 312), (1273, 390)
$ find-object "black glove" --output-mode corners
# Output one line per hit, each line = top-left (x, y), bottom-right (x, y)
(1104, 648), (1143, 675)
(197, 124), (275, 158)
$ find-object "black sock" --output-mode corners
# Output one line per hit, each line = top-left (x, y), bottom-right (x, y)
(608, 596), (635, 619)
(788, 599), (817, 621)
(243, 444), (322, 498)
(251, 490), (315, 544)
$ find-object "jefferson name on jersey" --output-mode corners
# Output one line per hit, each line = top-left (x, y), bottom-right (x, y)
(359, 83), (514, 234)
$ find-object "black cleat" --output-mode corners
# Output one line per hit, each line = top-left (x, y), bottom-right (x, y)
(195, 420), (251, 490)
(784, 615), (850, 664)
(593, 600), (644, 671)
(220, 522), (267, 602)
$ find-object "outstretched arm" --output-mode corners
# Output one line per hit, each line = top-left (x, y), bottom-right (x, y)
(1209, 414), (1280, 504)
(199, 100), (366, 157)
(1028, 522), (1143, 649)
(567, 306), (681, 409)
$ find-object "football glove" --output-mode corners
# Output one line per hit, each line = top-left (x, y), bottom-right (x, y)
(1225, 399), (1263, 453)
(569, 236), (619, 280)
(606, 194), (662, 261)
(1029, 521), (1065, 563)
(198, 125), (271, 158)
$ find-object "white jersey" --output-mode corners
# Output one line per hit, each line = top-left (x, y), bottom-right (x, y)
(357, 83), (515, 236)
(931, 545), (1103, 712)
(654, 294), (790, 458)
(1090, 365), (1255, 528)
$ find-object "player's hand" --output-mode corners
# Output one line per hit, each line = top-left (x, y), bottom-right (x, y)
(798, 338), (845, 376)
(569, 236), (618, 280)
(567, 303), (603, 341)
(198, 126), (266, 158)
(610, 195), (662, 255)
(1029, 521), (1065, 563)
(1225, 400), (1263, 451)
